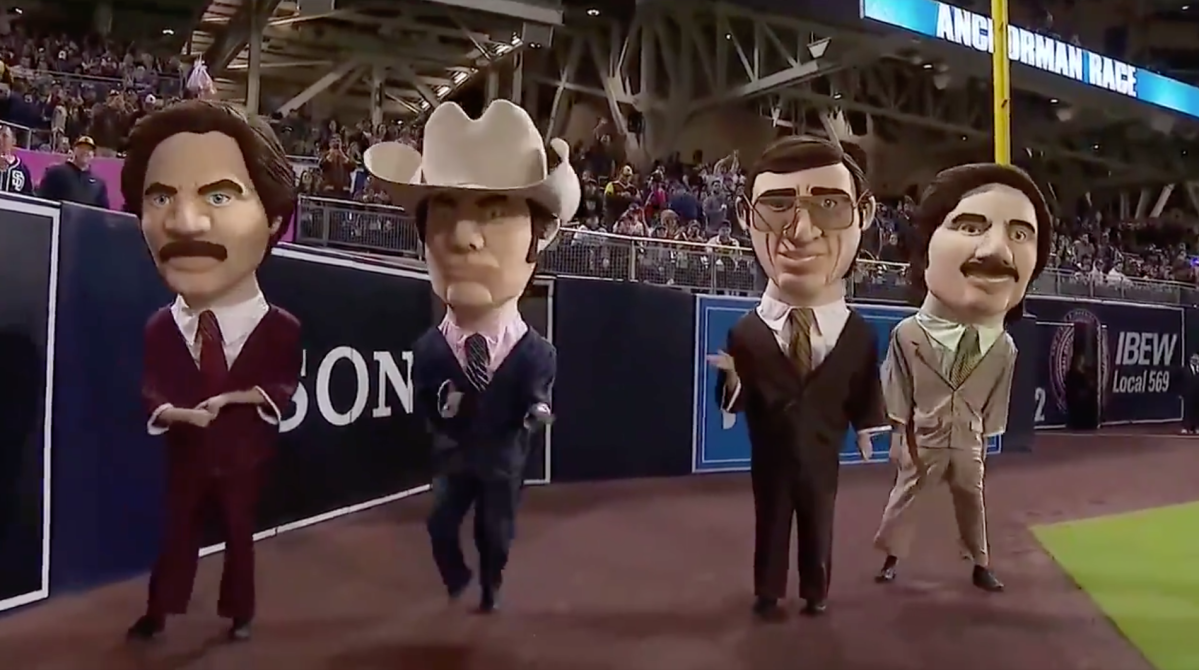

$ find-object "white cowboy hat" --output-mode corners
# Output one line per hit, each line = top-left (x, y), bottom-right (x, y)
(364, 100), (581, 236)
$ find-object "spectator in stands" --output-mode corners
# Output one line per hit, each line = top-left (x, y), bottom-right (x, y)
(613, 206), (647, 237)
(0, 76), (40, 134)
(877, 232), (904, 263)
(6, 24), (1198, 293)
(0, 124), (30, 194)
(703, 182), (731, 232)
(36, 135), (107, 208)
(318, 136), (354, 198)
(604, 165), (637, 225)
(668, 181), (701, 225)
(706, 223), (739, 249)
(89, 91), (128, 154)
(0, 29), (185, 152)
(1106, 260), (1128, 284)
(578, 172), (602, 222)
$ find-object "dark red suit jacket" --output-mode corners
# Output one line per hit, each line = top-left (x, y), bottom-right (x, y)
(141, 305), (303, 475)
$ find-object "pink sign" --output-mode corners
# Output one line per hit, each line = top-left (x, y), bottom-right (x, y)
(13, 149), (297, 243)
(17, 149), (125, 210)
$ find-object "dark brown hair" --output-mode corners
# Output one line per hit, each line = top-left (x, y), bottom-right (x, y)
(743, 135), (871, 204)
(739, 135), (873, 280)
(412, 142), (562, 263)
(907, 163), (1053, 321)
(120, 99), (297, 245)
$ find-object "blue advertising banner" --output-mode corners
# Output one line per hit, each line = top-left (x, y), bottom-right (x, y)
(692, 296), (1002, 473)
(49, 207), (441, 595)
(1026, 297), (1183, 427)
(0, 195), (57, 614)
(860, 0), (1199, 121)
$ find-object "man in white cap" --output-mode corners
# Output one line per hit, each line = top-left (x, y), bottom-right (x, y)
(364, 100), (578, 614)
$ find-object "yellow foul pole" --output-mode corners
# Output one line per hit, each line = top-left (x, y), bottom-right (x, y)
(991, 0), (1011, 165)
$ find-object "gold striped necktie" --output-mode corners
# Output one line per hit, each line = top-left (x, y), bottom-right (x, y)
(950, 326), (981, 386)
(787, 308), (815, 376)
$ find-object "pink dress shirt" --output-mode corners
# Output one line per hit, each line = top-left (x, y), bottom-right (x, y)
(439, 302), (528, 373)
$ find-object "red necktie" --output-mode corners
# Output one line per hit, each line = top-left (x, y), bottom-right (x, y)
(198, 310), (227, 391)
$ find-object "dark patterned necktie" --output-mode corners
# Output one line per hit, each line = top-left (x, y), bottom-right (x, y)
(950, 326), (981, 387)
(787, 308), (815, 377)
(464, 333), (491, 391)
(198, 310), (228, 389)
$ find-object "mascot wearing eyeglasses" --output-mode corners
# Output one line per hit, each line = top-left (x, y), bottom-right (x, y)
(707, 122), (887, 620)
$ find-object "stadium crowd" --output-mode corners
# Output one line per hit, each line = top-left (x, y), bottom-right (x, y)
(1, 25), (1197, 291)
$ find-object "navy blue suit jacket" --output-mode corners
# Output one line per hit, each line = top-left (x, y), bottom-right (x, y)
(412, 327), (555, 480)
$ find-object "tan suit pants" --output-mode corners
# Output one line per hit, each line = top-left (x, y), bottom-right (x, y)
(873, 444), (989, 566)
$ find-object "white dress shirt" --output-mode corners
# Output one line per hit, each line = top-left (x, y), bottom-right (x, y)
(755, 290), (853, 369)
(724, 286), (887, 435)
(147, 292), (284, 435)
(914, 311), (1003, 357)
(914, 310), (1007, 438)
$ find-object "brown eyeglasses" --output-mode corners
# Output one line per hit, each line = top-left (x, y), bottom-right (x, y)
(746, 192), (860, 234)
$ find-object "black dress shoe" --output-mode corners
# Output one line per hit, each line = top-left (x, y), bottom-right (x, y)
(125, 614), (165, 642)
(752, 597), (785, 621)
(800, 600), (827, 616)
(228, 618), (252, 642)
(875, 555), (899, 583)
(447, 571), (473, 601)
(972, 566), (1005, 592)
(478, 588), (500, 614)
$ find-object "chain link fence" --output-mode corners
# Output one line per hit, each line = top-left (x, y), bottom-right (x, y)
(295, 196), (1199, 305)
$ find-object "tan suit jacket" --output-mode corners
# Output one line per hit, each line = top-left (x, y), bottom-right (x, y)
(882, 316), (1016, 451)
(873, 315), (1017, 566)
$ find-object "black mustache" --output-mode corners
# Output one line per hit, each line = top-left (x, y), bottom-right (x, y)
(960, 258), (1019, 281)
(159, 240), (228, 262)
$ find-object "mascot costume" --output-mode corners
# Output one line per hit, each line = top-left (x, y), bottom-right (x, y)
(122, 99), (303, 642)
(364, 99), (578, 614)
(708, 115), (887, 620)
(872, 163), (1051, 591)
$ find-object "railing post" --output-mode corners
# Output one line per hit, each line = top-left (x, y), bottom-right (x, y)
(626, 239), (636, 282)
(708, 250), (717, 293)
(319, 203), (331, 246)
(282, 200), (1193, 306)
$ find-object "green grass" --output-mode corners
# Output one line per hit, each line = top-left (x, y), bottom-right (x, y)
(1034, 502), (1199, 670)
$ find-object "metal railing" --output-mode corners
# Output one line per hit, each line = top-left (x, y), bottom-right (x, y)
(294, 196), (1199, 305)
(25, 68), (184, 98)
(0, 70), (186, 151)
(0, 121), (37, 149)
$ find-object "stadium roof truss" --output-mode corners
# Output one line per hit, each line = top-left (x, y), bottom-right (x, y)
(525, 2), (1199, 188)
(524, 3), (906, 157)
(185, 0), (532, 116)
(769, 59), (1199, 185)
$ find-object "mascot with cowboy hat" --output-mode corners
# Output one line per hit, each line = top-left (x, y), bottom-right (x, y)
(364, 100), (578, 614)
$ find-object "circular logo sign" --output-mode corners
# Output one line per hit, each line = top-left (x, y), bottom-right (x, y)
(1047, 309), (1109, 413)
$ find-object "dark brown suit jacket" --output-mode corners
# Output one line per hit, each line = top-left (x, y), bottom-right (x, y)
(141, 305), (303, 475)
(719, 310), (886, 483)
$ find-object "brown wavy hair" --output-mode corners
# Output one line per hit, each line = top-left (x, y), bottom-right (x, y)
(908, 163), (1053, 322)
(120, 99), (297, 245)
